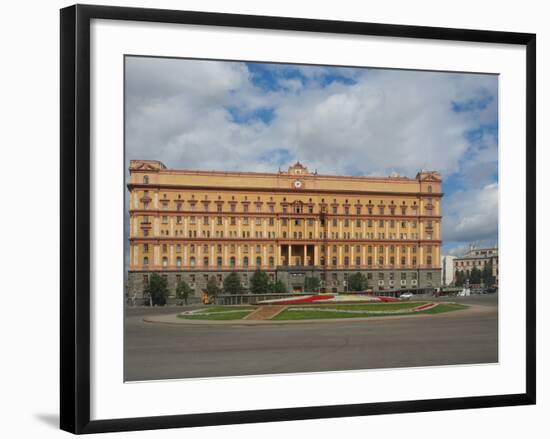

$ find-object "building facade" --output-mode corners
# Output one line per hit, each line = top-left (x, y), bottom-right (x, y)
(127, 160), (443, 297)
(453, 246), (499, 285)
(440, 255), (456, 286)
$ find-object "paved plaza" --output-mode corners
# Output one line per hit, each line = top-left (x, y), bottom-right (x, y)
(124, 294), (498, 381)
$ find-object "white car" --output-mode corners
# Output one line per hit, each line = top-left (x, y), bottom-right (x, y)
(399, 292), (413, 299)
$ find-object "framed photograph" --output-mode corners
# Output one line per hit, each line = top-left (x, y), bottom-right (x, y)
(60, 4), (536, 434)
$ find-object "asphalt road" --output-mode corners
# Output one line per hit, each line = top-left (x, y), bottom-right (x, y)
(124, 294), (498, 381)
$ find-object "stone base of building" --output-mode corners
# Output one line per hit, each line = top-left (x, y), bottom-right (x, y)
(127, 267), (442, 299)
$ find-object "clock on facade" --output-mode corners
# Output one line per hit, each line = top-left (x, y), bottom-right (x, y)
(293, 179), (303, 189)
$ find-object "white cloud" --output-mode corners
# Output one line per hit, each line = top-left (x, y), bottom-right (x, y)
(442, 182), (498, 243)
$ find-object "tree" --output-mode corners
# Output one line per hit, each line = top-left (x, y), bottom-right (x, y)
(470, 267), (482, 284)
(348, 272), (367, 292)
(144, 273), (169, 306)
(304, 276), (320, 292)
(223, 271), (241, 295)
(481, 266), (491, 285)
(175, 279), (193, 305)
(270, 279), (288, 294)
(454, 270), (464, 287)
(250, 269), (270, 294)
(206, 276), (221, 299)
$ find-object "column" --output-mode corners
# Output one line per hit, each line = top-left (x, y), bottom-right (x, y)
(277, 245), (282, 266)
(314, 245), (319, 266)
(303, 244), (307, 266)
(288, 244), (292, 266)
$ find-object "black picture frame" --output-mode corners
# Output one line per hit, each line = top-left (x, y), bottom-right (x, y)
(60, 4), (536, 434)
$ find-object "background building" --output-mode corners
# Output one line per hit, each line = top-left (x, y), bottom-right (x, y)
(127, 160), (443, 296)
(453, 245), (499, 285)
(440, 255), (456, 286)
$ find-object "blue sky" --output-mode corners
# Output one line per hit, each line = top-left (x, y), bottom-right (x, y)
(125, 57), (499, 256)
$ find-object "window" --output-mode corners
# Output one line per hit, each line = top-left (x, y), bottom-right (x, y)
(331, 257), (337, 266)
(162, 257), (168, 268)
(401, 256), (406, 265)
(162, 244), (167, 253)
(378, 272), (384, 280)
(176, 257), (182, 268)
(189, 257), (196, 267)
(355, 256), (361, 266)
(217, 256), (222, 267)
(143, 244), (149, 253)
(143, 256), (149, 267)
(143, 175), (149, 184)
(379, 219), (384, 227)
(367, 256), (372, 266)
(230, 257), (236, 267)
(378, 256), (384, 265)
(344, 256), (349, 267)
(256, 257), (262, 267)
(203, 257), (209, 267)
(427, 256), (432, 266)
(428, 185), (432, 193)
(217, 217), (223, 225)
(269, 257), (274, 267)
(243, 256), (249, 267)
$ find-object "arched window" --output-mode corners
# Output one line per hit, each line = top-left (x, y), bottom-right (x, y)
(143, 175), (149, 184)
(269, 257), (274, 267)
(162, 257), (168, 268)
(189, 256), (196, 267)
(203, 257), (209, 267)
(344, 256), (349, 267)
(256, 257), (261, 267)
(176, 257), (182, 268)
(320, 256), (325, 266)
(143, 256), (149, 267)
(230, 257), (236, 267)
(331, 257), (337, 266)
(243, 256), (249, 267)
(217, 256), (222, 267)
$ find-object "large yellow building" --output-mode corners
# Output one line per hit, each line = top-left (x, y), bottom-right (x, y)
(127, 160), (442, 297)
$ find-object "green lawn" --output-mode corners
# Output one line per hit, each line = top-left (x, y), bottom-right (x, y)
(419, 303), (468, 314)
(272, 302), (468, 321)
(178, 310), (254, 320)
(188, 306), (255, 313)
(300, 302), (428, 311)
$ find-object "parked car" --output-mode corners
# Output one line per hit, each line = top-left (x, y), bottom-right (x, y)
(399, 292), (413, 299)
